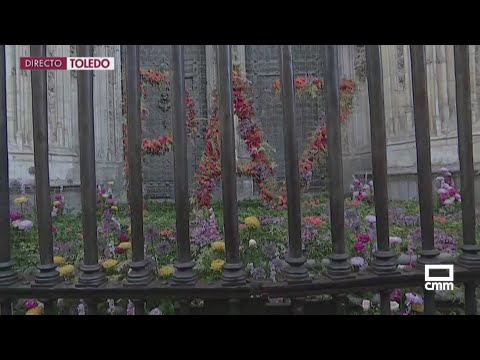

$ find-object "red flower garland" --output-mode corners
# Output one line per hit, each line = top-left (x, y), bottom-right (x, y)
(124, 67), (356, 211)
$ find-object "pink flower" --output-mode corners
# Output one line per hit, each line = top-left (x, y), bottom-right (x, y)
(25, 299), (37, 310)
(390, 288), (402, 302)
(10, 211), (22, 222)
(448, 188), (456, 197)
(107, 199), (115, 206)
(443, 198), (455, 205)
(118, 233), (130, 243)
(439, 194), (448, 203)
(51, 224), (57, 234)
(357, 233), (370, 244)
(356, 192), (365, 201)
(354, 241), (366, 254)
(54, 193), (63, 201)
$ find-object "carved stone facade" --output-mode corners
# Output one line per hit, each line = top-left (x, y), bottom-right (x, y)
(340, 45), (480, 204)
(6, 45), (124, 192)
(6, 45), (480, 206)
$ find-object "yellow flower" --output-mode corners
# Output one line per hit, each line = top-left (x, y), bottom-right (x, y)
(211, 241), (225, 252)
(14, 196), (28, 205)
(53, 256), (66, 266)
(210, 259), (225, 272)
(58, 264), (75, 278)
(159, 266), (175, 278)
(117, 242), (131, 250)
(102, 259), (119, 270)
(412, 303), (424, 313)
(244, 216), (261, 229)
(111, 205), (118, 211)
(26, 307), (43, 315)
(53, 200), (61, 207)
(108, 181), (115, 186)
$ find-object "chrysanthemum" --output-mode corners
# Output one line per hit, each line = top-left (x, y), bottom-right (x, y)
(58, 264), (75, 278)
(117, 242), (131, 250)
(54, 256), (66, 266)
(211, 241), (225, 252)
(244, 216), (261, 229)
(159, 266), (175, 278)
(210, 259), (225, 272)
(102, 259), (119, 270)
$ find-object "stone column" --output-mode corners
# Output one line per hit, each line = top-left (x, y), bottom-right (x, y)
(436, 45), (449, 134)
(6, 45), (125, 211)
(205, 45), (253, 200)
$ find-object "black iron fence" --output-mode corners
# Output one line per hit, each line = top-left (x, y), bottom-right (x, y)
(0, 45), (478, 315)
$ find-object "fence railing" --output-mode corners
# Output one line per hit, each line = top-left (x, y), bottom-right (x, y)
(0, 45), (479, 315)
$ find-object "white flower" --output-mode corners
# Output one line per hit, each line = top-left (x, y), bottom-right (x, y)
(11, 220), (21, 229)
(102, 193), (110, 199)
(437, 188), (448, 194)
(443, 198), (455, 205)
(390, 301), (400, 312)
(436, 176), (445, 182)
(440, 167), (449, 173)
(249, 239), (257, 248)
(361, 300), (371, 311)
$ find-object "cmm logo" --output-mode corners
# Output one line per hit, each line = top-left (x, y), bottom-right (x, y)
(424, 264), (454, 291)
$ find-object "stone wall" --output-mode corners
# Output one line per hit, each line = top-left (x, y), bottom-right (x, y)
(6, 45), (124, 189)
(338, 45), (480, 205)
(6, 45), (480, 208)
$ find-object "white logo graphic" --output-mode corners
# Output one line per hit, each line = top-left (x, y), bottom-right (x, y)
(424, 264), (454, 291)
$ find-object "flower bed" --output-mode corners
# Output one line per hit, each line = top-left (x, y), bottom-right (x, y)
(9, 181), (474, 315)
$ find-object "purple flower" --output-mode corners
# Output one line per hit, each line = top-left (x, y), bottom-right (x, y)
(302, 224), (319, 244)
(389, 236), (402, 246)
(271, 258), (285, 272)
(18, 220), (33, 231)
(25, 299), (37, 310)
(149, 307), (163, 315)
(350, 256), (365, 267)
(405, 292), (423, 305)
(250, 266), (266, 280)
(365, 215), (376, 224)
(262, 242), (277, 259)
(409, 229), (457, 253)
(390, 289), (402, 302)
(157, 241), (172, 256)
(261, 216), (284, 226)
(127, 300), (135, 315)
(435, 232), (456, 253)
(190, 213), (222, 248)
